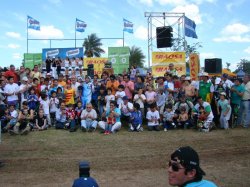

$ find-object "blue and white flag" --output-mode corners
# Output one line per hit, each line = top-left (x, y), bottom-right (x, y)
(184, 16), (197, 39)
(27, 16), (40, 30)
(76, 18), (87, 32)
(123, 18), (133, 34)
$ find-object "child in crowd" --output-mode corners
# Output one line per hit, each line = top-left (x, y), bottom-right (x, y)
(66, 104), (76, 132)
(165, 92), (175, 107)
(34, 109), (47, 130)
(177, 107), (189, 129)
(56, 87), (65, 104)
(145, 85), (156, 109)
(115, 85), (126, 106)
(163, 104), (176, 131)
(197, 106), (207, 131)
(146, 103), (160, 131)
(217, 92), (231, 129)
(40, 94), (51, 127)
(1, 108), (11, 132)
(133, 88), (146, 119)
(2, 106), (18, 132)
(156, 87), (166, 125)
(75, 101), (83, 126)
(27, 87), (38, 111)
(105, 88), (115, 112)
(129, 103), (143, 132)
(105, 111), (116, 135)
(98, 86), (106, 117)
(49, 91), (59, 126)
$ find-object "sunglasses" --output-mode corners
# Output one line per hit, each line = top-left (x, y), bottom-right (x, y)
(168, 161), (185, 172)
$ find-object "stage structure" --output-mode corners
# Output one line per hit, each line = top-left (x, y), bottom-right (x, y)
(144, 12), (186, 67)
(26, 38), (123, 54)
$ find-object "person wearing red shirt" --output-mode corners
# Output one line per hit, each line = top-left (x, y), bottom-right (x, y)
(4, 65), (19, 83)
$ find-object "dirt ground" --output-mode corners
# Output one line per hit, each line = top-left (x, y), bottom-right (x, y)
(0, 127), (250, 187)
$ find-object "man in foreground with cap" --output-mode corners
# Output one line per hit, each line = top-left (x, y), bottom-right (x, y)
(168, 146), (217, 187)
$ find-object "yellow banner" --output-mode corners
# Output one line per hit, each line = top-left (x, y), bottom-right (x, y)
(152, 63), (186, 77)
(152, 52), (185, 64)
(84, 58), (108, 77)
(189, 53), (200, 80)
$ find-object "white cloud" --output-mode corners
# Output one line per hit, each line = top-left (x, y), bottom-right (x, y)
(134, 26), (148, 40)
(6, 32), (22, 39)
(8, 44), (21, 49)
(213, 23), (250, 43)
(157, 0), (187, 6)
(244, 47), (250, 54)
(114, 39), (128, 47)
(200, 52), (215, 59)
(222, 23), (250, 35)
(139, 0), (153, 6)
(226, 0), (245, 12)
(28, 25), (64, 39)
(12, 53), (22, 60)
(171, 4), (202, 24)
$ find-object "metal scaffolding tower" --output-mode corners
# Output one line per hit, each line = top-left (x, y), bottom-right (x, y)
(144, 12), (186, 67)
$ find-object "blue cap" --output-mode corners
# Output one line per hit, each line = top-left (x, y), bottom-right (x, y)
(72, 177), (99, 187)
(122, 96), (129, 100)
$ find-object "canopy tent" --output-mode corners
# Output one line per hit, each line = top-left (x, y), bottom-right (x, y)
(208, 68), (236, 77)
(222, 68), (236, 77)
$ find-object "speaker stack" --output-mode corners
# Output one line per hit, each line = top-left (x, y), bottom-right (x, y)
(204, 58), (222, 74)
(103, 61), (114, 75)
(156, 26), (173, 48)
(87, 64), (94, 79)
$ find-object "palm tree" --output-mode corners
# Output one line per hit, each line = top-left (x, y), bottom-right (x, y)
(129, 45), (145, 67)
(83, 33), (105, 57)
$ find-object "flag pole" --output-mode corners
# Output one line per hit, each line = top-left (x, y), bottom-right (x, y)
(75, 19), (76, 48)
(27, 16), (29, 53)
(123, 30), (124, 47)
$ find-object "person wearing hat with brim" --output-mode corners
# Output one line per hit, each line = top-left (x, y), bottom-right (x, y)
(167, 63), (178, 76)
(216, 92), (231, 129)
(197, 72), (214, 103)
(168, 146), (218, 187)
(182, 77), (196, 101)
(19, 76), (32, 104)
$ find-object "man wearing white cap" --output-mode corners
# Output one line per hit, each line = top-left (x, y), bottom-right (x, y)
(196, 72), (214, 103)
(19, 77), (31, 104)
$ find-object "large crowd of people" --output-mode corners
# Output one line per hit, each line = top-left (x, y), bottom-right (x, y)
(0, 60), (249, 135)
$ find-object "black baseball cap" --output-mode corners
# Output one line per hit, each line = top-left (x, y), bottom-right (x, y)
(171, 146), (206, 175)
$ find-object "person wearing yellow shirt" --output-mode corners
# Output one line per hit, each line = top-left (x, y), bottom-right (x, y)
(64, 80), (75, 105)
(58, 74), (66, 88)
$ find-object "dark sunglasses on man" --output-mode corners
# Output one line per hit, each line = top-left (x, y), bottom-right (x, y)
(168, 161), (185, 172)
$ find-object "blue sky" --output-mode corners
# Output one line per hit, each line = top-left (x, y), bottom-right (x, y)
(1, 0), (250, 71)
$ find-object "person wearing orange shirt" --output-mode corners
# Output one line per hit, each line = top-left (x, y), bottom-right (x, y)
(64, 80), (75, 105)
(106, 75), (119, 95)
(58, 74), (66, 88)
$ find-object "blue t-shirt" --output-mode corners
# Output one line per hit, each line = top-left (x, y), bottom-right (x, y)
(231, 84), (245, 105)
(72, 177), (99, 187)
(106, 108), (121, 123)
(185, 180), (218, 187)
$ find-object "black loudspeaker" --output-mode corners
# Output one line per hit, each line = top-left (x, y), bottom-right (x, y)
(204, 58), (222, 74)
(87, 64), (94, 69)
(156, 26), (173, 48)
(87, 68), (94, 79)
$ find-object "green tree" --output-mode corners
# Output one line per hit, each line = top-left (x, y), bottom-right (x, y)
(237, 59), (250, 74)
(226, 62), (231, 71)
(129, 45), (146, 67)
(83, 33), (105, 57)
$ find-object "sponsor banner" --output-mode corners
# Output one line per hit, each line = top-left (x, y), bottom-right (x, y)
(152, 52), (185, 65)
(84, 58), (108, 77)
(24, 53), (42, 69)
(152, 63), (186, 77)
(108, 47), (130, 74)
(42, 47), (84, 61)
(189, 53), (200, 80)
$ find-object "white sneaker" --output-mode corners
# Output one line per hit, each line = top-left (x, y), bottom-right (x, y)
(164, 128), (167, 132)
